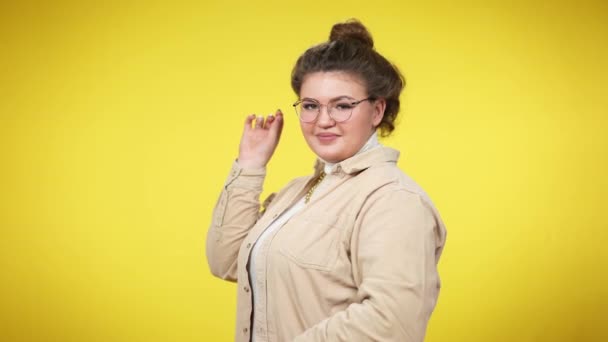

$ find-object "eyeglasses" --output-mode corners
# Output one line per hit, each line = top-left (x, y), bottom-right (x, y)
(292, 97), (375, 123)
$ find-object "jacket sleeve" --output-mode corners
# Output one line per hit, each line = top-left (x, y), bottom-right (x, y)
(292, 188), (445, 342)
(205, 161), (269, 282)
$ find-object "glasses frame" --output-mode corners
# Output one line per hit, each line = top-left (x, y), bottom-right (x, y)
(292, 97), (376, 123)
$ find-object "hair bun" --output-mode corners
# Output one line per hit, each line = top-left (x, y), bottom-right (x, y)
(329, 19), (374, 48)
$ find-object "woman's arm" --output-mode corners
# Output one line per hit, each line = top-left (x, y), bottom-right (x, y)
(205, 111), (284, 282)
(206, 162), (268, 281)
(293, 188), (446, 341)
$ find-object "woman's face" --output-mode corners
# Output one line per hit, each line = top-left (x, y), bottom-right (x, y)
(298, 71), (385, 163)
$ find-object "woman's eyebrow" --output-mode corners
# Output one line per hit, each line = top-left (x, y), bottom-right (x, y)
(301, 95), (356, 102)
(331, 95), (356, 101)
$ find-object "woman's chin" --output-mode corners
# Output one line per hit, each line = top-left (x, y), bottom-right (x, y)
(307, 139), (354, 163)
(312, 148), (350, 164)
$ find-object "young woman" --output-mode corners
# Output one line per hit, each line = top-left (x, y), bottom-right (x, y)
(207, 19), (447, 342)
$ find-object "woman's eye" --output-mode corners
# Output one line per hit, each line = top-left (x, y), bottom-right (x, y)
(335, 103), (354, 111)
(302, 103), (319, 111)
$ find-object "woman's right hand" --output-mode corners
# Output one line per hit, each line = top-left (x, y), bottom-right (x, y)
(237, 109), (284, 169)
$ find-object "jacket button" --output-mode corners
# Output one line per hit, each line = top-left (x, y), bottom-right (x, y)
(244, 286), (250, 292)
(246, 243), (252, 248)
(243, 327), (248, 334)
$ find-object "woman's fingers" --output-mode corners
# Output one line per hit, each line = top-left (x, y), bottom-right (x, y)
(238, 110), (282, 168)
(255, 116), (264, 128)
(270, 109), (284, 137)
(245, 111), (282, 131)
(264, 114), (275, 128)
(244, 114), (255, 131)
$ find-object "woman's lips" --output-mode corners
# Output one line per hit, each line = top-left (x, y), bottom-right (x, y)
(316, 133), (339, 143)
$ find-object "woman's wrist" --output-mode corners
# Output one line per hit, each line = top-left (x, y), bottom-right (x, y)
(236, 157), (266, 170)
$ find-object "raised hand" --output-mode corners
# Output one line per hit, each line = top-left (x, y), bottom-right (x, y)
(237, 109), (284, 169)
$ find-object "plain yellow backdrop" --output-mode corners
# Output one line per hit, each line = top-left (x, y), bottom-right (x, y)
(1, 1), (607, 341)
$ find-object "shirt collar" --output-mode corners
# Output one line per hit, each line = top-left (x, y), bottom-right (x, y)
(313, 145), (400, 176)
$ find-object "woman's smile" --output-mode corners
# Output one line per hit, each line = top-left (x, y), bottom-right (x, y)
(315, 132), (340, 143)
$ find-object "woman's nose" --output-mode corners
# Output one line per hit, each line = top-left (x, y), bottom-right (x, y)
(316, 105), (335, 127)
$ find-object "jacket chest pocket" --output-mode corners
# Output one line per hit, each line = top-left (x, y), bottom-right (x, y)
(277, 215), (344, 272)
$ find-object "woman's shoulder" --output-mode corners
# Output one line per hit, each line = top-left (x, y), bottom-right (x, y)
(359, 163), (447, 243)
(361, 159), (424, 192)
(359, 160), (439, 211)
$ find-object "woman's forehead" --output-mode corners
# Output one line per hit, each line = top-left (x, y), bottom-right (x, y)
(300, 71), (367, 99)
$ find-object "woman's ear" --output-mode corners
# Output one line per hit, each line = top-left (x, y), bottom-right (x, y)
(372, 98), (386, 127)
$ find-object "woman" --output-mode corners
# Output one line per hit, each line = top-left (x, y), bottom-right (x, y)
(206, 19), (447, 342)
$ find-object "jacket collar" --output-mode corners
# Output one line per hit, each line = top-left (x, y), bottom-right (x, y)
(313, 146), (400, 176)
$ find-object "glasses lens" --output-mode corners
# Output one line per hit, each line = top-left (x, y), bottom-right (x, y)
(329, 101), (355, 122)
(297, 101), (319, 122)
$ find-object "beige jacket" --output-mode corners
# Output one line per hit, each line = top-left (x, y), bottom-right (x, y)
(206, 146), (447, 342)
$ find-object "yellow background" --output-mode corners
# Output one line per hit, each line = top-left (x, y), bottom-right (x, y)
(1, 1), (607, 341)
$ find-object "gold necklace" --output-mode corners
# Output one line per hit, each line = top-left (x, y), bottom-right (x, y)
(304, 171), (326, 204)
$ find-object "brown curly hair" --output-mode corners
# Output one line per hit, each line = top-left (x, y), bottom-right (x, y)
(291, 19), (405, 137)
